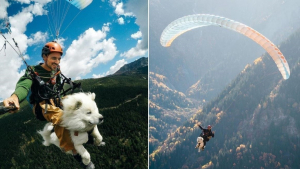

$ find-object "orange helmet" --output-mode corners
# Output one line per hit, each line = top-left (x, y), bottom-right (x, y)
(42, 41), (63, 57)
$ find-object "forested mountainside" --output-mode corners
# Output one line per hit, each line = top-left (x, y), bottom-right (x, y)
(149, 72), (201, 153)
(0, 62), (148, 169)
(149, 28), (300, 169)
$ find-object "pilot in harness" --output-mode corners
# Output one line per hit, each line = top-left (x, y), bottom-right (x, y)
(1, 31), (83, 153)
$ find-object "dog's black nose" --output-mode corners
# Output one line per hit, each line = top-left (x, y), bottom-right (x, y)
(99, 117), (104, 121)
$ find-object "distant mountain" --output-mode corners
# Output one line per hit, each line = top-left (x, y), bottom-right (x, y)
(114, 57), (148, 75)
(0, 69), (148, 168)
(149, 28), (300, 169)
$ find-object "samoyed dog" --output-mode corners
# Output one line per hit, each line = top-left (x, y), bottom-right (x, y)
(38, 92), (105, 169)
(195, 137), (204, 152)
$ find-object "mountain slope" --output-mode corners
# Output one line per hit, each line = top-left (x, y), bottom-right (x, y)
(149, 71), (201, 153)
(149, 27), (300, 169)
(0, 62), (148, 168)
(114, 57), (148, 76)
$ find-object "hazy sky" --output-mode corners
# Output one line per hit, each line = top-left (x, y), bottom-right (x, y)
(149, 0), (300, 92)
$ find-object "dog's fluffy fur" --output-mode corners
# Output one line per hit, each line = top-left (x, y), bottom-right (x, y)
(196, 137), (204, 152)
(38, 92), (105, 167)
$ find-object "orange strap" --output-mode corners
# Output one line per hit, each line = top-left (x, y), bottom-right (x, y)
(49, 70), (61, 85)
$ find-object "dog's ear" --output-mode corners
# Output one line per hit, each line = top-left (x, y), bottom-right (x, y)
(74, 101), (82, 110)
(88, 93), (96, 100)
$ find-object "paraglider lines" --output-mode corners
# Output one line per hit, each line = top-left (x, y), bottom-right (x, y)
(60, 11), (82, 37)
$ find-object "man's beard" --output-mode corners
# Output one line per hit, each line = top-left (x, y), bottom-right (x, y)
(46, 62), (58, 71)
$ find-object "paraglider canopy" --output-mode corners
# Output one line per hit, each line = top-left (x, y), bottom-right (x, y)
(67, 0), (93, 10)
(160, 14), (290, 80)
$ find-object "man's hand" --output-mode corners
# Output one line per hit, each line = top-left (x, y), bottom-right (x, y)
(3, 94), (20, 113)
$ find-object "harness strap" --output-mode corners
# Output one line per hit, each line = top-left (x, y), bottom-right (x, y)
(48, 70), (61, 85)
(44, 103), (48, 114)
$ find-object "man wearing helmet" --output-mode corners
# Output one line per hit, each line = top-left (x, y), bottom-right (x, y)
(196, 123), (215, 150)
(3, 41), (77, 154)
(3, 41), (62, 112)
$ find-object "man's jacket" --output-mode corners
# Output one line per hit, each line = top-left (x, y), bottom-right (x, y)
(13, 63), (61, 104)
(199, 125), (214, 141)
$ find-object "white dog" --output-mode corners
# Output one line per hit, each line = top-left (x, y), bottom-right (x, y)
(38, 92), (105, 169)
(195, 137), (204, 152)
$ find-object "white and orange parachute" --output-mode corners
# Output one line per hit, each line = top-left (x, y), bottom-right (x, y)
(160, 14), (290, 80)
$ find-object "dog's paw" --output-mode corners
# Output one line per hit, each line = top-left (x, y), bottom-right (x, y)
(81, 151), (91, 164)
(94, 138), (105, 146)
(85, 161), (95, 169)
(93, 138), (100, 146)
(95, 141), (105, 146)
(97, 141), (105, 146)
(42, 141), (50, 146)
